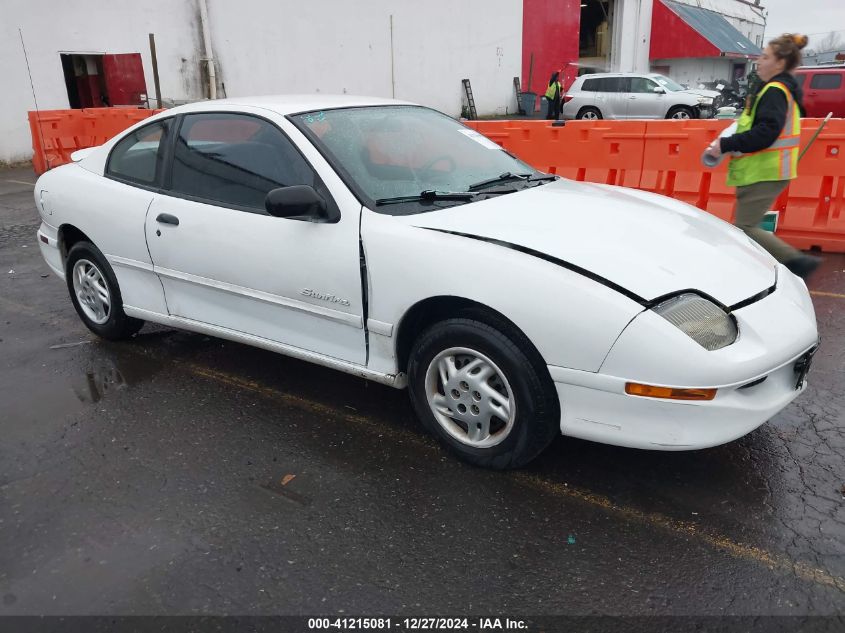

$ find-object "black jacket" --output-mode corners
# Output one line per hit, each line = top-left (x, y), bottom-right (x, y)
(720, 73), (805, 154)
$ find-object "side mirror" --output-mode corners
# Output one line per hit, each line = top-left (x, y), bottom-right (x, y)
(653, 86), (666, 94)
(265, 185), (337, 222)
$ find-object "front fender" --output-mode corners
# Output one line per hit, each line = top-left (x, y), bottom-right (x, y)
(361, 209), (645, 376)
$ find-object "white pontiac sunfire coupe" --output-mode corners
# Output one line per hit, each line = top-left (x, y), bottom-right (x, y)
(35, 96), (819, 469)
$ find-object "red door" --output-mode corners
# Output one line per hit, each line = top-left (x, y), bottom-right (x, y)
(103, 53), (146, 106)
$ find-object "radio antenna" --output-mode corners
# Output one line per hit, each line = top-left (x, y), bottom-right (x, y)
(19, 28), (50, 169)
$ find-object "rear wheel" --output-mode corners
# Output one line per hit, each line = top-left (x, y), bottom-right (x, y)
(577, 107), (603, 120)
(407, 317), (559, 469)
(667, 106), (694, 120)
(66, 241), (144, 340)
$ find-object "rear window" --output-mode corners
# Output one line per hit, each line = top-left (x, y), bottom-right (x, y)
(809, 74), (843, 90)
(581, 78), (600, 92)
(106, 119), (170, 186)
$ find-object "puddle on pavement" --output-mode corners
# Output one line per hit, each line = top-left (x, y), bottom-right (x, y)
(71, 349), (165, 404)
(3, 345), (167, 428)
(73, 363), (127, 403)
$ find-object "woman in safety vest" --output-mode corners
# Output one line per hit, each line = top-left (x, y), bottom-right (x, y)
(705, 33), (821, 279)
(545, 71), (562, 121)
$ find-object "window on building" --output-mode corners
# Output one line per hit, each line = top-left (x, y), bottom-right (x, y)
(60, 53), (146, 109)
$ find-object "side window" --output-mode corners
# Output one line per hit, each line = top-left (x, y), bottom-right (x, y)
(593, 78), (613, 92)
(169, 113), (317, 211)
(630, 77), (658, 93)
(581, 78), (597, 92)
(106, 119), (170, 186)
(810, 74), (843, 90)
(604, 77), (630, 93)
(794, 74), (806, 87)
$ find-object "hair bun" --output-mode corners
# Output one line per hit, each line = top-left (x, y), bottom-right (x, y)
(792, 34), (809, 49)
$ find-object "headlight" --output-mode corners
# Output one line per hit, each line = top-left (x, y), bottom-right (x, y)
(697, 97), (714, 105)
(652, 293), (737, 350)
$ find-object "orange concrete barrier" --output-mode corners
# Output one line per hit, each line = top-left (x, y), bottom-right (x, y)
(29, 108), (164, 175)
(466, 120), (645, 188)
(640, 119), (736, 223)
(774, 118), (845, 252)
(471, 118), (845, 253)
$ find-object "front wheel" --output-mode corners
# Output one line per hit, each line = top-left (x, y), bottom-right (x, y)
(667, 106), (694, 120)
(66, 241), (144, 340)
(407, 318), (559, 469)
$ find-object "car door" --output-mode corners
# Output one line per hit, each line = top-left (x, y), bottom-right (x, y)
(99, 117), (173, 316)
(603, 77), (631, 119)
(807, 72), (844, 118)
(145, 110), (366, 365)
(626, 76), (663, 119)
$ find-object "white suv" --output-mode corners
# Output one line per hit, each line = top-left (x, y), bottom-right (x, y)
(562, 73), (717, 120)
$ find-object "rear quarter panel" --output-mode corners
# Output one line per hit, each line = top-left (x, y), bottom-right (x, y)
(35, 164), (166, 313)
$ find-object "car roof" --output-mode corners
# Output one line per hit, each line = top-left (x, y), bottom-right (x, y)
(168, 94), (417, 116)
(576, 73), (641, 78)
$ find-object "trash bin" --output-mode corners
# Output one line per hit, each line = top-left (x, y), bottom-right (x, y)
(519, 92), (538, 116)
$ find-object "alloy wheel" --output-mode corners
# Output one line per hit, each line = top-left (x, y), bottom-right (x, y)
(72, 258), (111, 325)
(424, 347), (516, 448)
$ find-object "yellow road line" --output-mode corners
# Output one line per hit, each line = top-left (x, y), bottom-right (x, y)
(184, 362), (437, 450)
(181, 360), (845, 595)
(811, 290), (845, 300)
(512, 472), (845, 594)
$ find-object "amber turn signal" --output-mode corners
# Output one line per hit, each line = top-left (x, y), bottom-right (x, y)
(624, 383), (717, 401)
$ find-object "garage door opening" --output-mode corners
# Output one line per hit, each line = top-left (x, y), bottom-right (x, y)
(579, 0), (614, 75)
(60, 52), (147, 109)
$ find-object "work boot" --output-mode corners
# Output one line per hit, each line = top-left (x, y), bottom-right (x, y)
(784, 254), (822, 280)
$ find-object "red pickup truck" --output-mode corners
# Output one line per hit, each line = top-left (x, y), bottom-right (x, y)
(794, 66), (845, 118)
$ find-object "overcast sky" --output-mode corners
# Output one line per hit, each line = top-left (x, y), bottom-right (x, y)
(762, 0), (845, 47)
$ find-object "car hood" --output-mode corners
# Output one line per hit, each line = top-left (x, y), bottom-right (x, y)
(676, 88), (720, 99)
(404, 179), (776, 306)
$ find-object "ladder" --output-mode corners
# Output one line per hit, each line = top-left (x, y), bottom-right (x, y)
(461, 79), (477, 120)
(513, 77), (525, 115)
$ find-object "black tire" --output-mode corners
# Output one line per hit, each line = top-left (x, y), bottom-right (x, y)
(667, 106), (695, 120)
(407, 315), (559, 469)
(576, 107), (603, 120)
(65, 241), (144, 341)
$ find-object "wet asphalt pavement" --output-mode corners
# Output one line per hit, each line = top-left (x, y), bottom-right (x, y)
(0, 165), (844, 622)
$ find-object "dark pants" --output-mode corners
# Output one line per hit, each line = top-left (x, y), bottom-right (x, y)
(545, 98), (560, 120)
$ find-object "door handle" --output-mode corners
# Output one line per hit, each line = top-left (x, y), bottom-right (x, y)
(156, 213), (180, 226)
(628, 96), (637, 99)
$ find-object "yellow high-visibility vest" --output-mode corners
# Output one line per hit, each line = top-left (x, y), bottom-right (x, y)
(544, 81), (561, 100)
(727, 81), (801, 187)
